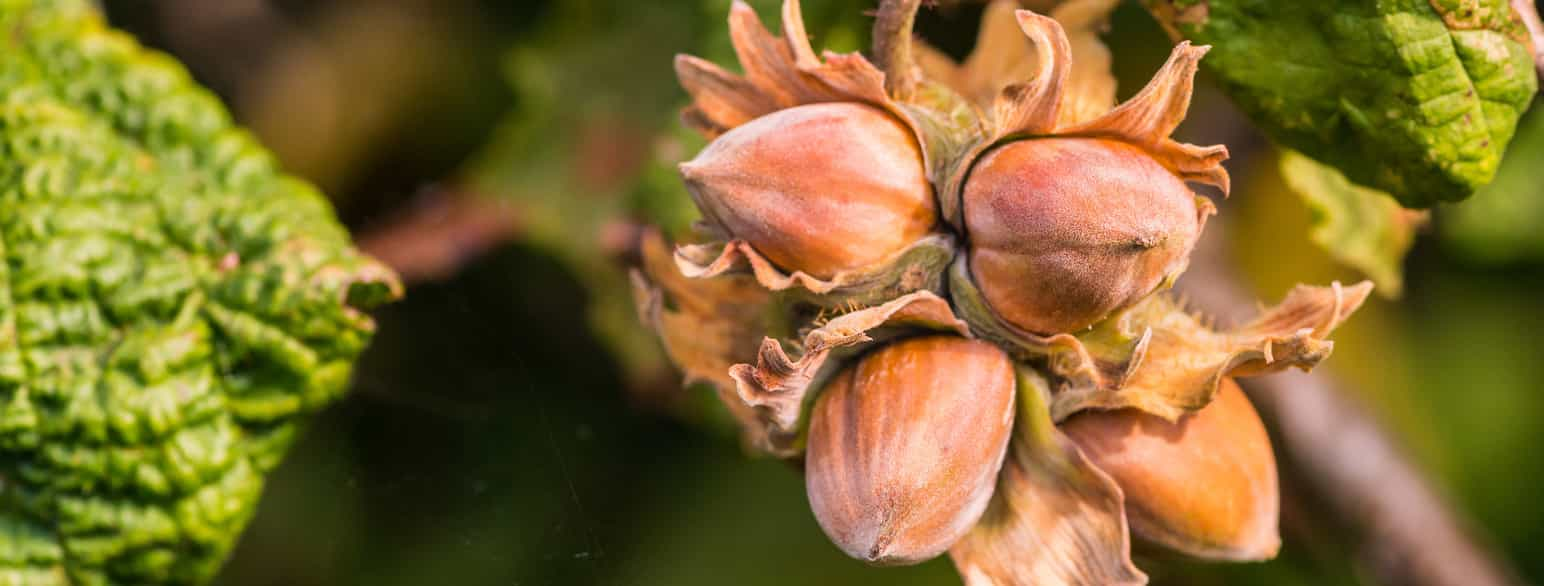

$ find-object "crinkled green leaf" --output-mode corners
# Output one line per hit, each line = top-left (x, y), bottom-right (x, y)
(1442, 98), (1544, 262)
(1147, 0), (1539, 207)
(1280, 150), (1425, 297)
(0, 1), (401, 583)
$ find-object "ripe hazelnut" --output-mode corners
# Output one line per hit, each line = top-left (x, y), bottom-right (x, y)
(963, 137), (1205, 334)
(1061, 379), (1280, 560)
(681, 102), (936, 279)
(805, 336), (1016, 565)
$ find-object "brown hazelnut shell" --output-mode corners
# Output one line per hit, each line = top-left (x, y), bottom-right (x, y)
(805, 336), (1016, 565)
(1061, 378), (1280, 561)
(963, 137), (1208, 334)
(680, 102), (937, 280)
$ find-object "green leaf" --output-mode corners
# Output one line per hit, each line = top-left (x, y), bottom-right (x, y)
(1280, 150), (1425, 297)
(0, 1), (400, 583)
(1147, 0), (1539, 207)
(1442, 98), (1544, 263)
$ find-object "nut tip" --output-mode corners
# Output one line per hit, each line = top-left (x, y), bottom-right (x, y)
(677, 160), (704, 181)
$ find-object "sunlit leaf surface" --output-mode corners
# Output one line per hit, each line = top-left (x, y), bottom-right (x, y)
(0, 1), (399, 582)
(1149, 0), (1538, 207)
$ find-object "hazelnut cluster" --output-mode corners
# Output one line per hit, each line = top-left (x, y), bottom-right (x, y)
(633, 1), (1370, 583)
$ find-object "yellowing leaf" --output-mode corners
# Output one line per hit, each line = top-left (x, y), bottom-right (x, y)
(1281, 150), (1428, 297)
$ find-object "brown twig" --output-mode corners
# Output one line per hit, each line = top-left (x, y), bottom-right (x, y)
(1246, 372), (1518, 586)
(873, 0), (925, 100)
(356, 186), (524, 283)
(1179, 224), (1521, 586)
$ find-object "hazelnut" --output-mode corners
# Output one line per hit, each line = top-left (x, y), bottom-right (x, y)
(680, 102), (936, 279)
(805, 336), (1016, 565)
(963, 137), (1206, 334)
(1061, 379), (1280, 560)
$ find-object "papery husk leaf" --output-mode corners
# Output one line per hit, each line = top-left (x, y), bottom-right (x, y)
(913, 0), (1118, 125)
(1052, 0), (1121, 126)
(992, 11), (1072, 137)
(675, 55), (780, 133)
(728, 291), (969, 455)
(676, 0), (933, 170)
(913, 1), (1035, 108)
(1059, 41), (1230, 195)
(1050, 281), (1374, 422)
(951, 257), (1372, 422)
(631, 229), (771, 442)
(950, 367), (1145, 586)
(938, 11), (1227, 229)
(674, 233), (954, 308)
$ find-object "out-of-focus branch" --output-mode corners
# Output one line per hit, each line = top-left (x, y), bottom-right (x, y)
(1512, 0), (1544, 80)
(356, 186), (523, 283)
(1180, 224), (1521, 586)
(1246, 371), (1517, 586)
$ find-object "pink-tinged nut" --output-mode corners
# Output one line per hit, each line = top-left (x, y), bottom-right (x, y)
(963, 137), (1206, 334)
(680, 102), (936, 279)
(1061, 379), (1281, 561)
(805, 336), (1016, 566)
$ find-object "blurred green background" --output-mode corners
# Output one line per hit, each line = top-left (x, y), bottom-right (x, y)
(96, 0), (1544, 584)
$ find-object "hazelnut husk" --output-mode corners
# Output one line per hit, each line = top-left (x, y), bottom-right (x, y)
(680, 102), (936, 280)
(643, 2), (1375, 583)
(1061, 378), (1280, 561)
(805, 336), (1016, 565)
(962, 137), (1210, 334)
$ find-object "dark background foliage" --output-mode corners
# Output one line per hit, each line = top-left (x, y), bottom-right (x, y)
(93, 0), (1544, 583)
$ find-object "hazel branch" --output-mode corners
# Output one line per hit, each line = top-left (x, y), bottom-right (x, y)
(356, 185), (524, 283)
(872, 0), (924, 100)
(1179, 220), (1523, 586)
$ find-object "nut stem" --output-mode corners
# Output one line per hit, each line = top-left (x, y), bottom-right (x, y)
(873, 0), (923, 100)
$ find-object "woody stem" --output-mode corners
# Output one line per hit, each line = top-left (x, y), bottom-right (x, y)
(1181, 219), (1522, 586)
(872, 0), (923, 100)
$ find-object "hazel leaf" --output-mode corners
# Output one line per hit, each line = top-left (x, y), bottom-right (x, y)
(1281, 150), (1428, 297)
(1146, 0), (1539, 207)
(1442, 100), (1544, 262)
(0, 1), (400, 584)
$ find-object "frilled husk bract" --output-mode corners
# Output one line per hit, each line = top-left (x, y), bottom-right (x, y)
(636, 1), (1376, 584)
